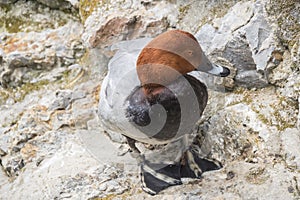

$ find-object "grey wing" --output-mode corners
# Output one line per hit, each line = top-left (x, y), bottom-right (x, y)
(98, 38), (152, 140)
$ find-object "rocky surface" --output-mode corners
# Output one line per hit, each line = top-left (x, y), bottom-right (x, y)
(0, 0), (79, 33)
(0, 22), (84, 88)
(81, 0), (178, 49)
(196, 1), (277, 89)
(0, 0), (300, 199)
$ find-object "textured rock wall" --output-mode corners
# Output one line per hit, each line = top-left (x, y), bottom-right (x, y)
(0, 0), (299, 199)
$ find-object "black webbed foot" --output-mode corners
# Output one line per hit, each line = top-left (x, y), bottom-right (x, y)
(180, 149), (222, 179)
(125, 137), (222, 195)
(140, 161), (182, 195)
(126, 137), (182, 194)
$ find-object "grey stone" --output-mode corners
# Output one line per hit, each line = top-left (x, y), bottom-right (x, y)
(281, 128), (300, 169)
(82, 0), (177, 49)
(0, 148), (7, 156)
(0, 0), (80, 33)
(0, 0), (18, 5)
(269, 37), (300, 101)
(72, 98), (95, 129)
(36, 0), (73, 9)
(298, 96), (300, 130)
(0, 22), (84, 87)
(196, 1), (276, 88)
(49, 90), (73, 111)
(198, 87), (298, 163)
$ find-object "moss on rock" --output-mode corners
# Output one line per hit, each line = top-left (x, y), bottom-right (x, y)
(79, 0), (100, 22)
(228, 87), (298, 131)
(266, 0), (300, 49)
(0, 0), (78, 33)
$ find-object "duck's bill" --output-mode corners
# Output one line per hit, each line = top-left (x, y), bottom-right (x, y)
(207, 64), (230, 77)
(196, 51), (230, 77)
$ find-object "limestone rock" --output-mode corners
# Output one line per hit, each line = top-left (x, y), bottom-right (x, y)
(0, 0), (79, 33)
(175, 0), (238, 33)
(265, 0), (300, 48)
(281, 128), (300, 169)
(198, 87), (298, 164)
(196, 1), (277, 88)
(298, 96), (300, 130)
(81, 0), (178, 49)
(0, 22), (84, 87)
(36, 0), (76, 9)
(269, 39), (300, 101)
(0, 0), (17, 5)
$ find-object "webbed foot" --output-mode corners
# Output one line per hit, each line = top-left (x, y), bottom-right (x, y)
(140, 161), (182, 195)
(180, 149), (222, 179)
(126, 137), (222, 195)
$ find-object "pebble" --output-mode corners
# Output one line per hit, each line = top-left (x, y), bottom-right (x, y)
(0, 148), (7, 156)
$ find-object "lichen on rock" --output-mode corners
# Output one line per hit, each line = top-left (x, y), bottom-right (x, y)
(0, 0), (80, 33)
(0, 22), (85, 88)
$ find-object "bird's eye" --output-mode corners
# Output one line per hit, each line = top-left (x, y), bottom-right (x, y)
(187, 50), (193, 56)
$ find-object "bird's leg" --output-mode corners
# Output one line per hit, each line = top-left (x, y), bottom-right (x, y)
(125, 136), (144, 163)
(126, 136), (141, 154)
(138, 139), (184, 195)
(127, 135), (222, 195)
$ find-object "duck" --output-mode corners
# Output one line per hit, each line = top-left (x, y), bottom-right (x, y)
(98, 30), (230, 195)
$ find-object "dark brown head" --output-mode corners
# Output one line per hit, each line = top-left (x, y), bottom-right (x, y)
(136, 30), (202, 87)
(136, 30), (230, 88)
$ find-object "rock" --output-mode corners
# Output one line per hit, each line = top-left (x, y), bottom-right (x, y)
(265, 0), (300, 48)
(175, 0), (238, 33)
(298, 96), (300, 130)
(0, 21), (84, 87)
(76, 130), (136, 167)
(0, 148), (7, 156)
(281, 128), (300, 169)
(269, 40), (300, 101)
(81, 0), (178, 49)
(0, 0), (18, 5)
(49, 90), (73, 111)
(68, 80), (100, 129)
(198, 87), (298, 163)
(0, 0), (80, 33)
(72, 98), (95, 129)
(51, 111), (73, 130)
(79, 48), (110, 79)
(58, 164), (131, 199)
(264, 1), (300, 102)
(201, 162), (300, 200)
(196, 1), (277, 88)
(2, 157), (24, 177)
(67, 0), (79, 8)
(36, 0), (74, 10)
(245, 166), (269, 184)
(20, 143), (38, 162)
(0, 133), (103, 199)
